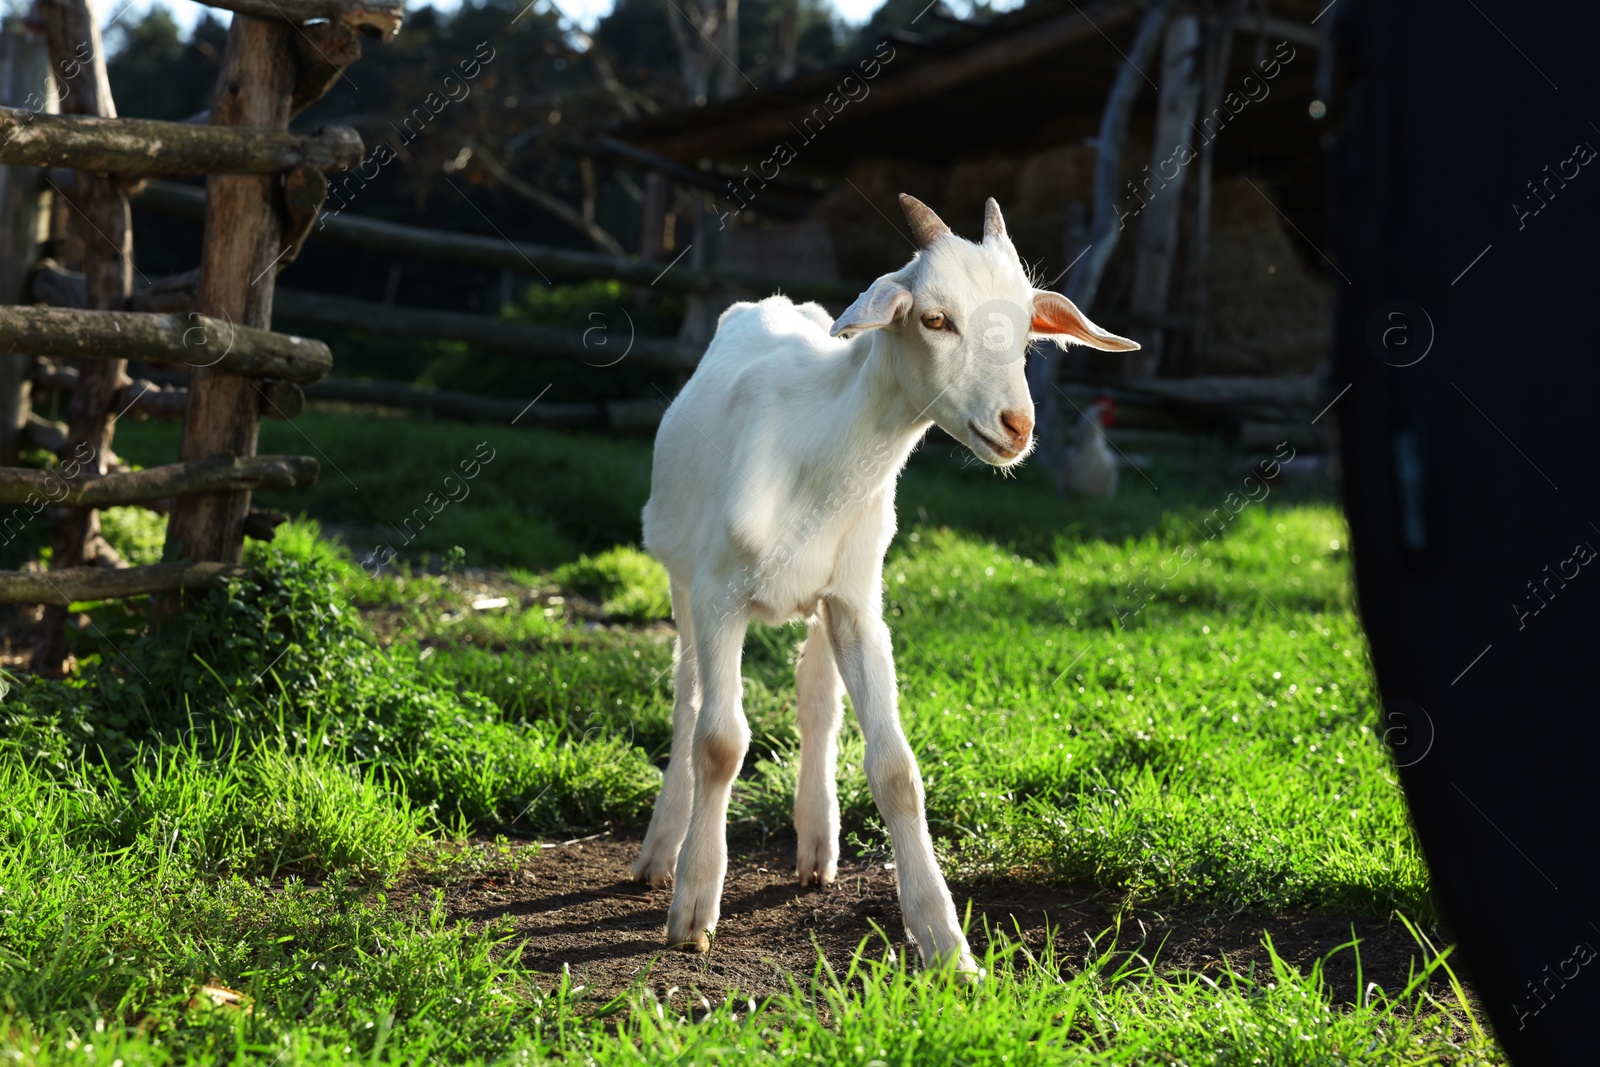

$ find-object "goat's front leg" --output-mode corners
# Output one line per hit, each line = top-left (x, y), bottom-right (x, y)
(666, 593), (750, 952)
(825, 595), (976, 974)
(634, 579), (698, 886)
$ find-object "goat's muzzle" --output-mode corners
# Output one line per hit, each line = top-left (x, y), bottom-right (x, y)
(1000, 409), (1033, 451)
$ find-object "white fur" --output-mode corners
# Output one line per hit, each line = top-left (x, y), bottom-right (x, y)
(632, 200), (1135, 974)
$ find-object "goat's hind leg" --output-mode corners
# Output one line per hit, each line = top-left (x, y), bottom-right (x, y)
(634, 578), (698, 886)
(794, 605), (844, 886)
(666, 590), (750, 952)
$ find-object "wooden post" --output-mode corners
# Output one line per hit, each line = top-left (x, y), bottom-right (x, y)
(36, 0), (132, 672)
(164, 14), (295, 565)
(1186, 5), (1241, 371)
(1027, 0), (1172, 472)
(0, 26), (50, 465)
(1127, 13), (1201, 378)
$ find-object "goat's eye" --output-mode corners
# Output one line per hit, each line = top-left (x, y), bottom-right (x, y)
(921, 311), (947, 331)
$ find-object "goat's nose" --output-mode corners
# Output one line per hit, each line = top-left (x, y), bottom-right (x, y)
(1000, 409), (1033, 445)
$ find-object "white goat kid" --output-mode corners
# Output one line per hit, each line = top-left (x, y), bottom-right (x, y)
(634, 194), (1139, 973)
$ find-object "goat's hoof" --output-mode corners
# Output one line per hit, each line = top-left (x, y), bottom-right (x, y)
(797, 864), (837, 888)
(666, 893), (717, 953)
(795, 834), (838, 888)
(632, 852), (677, 888)
(669, 929), (711, 953)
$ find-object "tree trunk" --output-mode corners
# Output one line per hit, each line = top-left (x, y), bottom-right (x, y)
(36, 0), (131, 673)
(0, 29), (50, 466)
(165, 14), (295, 566)
(1127, 13), (1201, 378)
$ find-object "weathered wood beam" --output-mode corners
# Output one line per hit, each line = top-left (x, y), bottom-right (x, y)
(0, 307), (332, 382)
(1127, 13), (1201, 378)
(202, 0), (403, 42)
(629, 3), (1134, 161)
(302, 376), (665, 434)
(1027, 0), (1172, 476)
(0, 107), (363, 175)
(0, 453), (318, 507)
(0, 560), (248, 605)
(32, 257), (195, 313)
(167, 13), (297, 567)
(131, 178), (865, 304)
(274, 289), (701, 371)
(115, 379), (186, 420)
(22, 411), (65, 453)
(0, 29), (48, 467)
(37, 0), (129, 672)
(243, 507), (288, 540)
(291, 21), (365, 114)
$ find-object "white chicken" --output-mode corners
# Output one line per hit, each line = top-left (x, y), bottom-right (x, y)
(1059, 395), (1118, 498)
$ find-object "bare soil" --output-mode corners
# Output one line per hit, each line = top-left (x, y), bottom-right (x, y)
(399, 833), (1467, 1009)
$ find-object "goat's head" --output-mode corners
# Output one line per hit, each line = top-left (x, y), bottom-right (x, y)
(829, 194), (1139, 468)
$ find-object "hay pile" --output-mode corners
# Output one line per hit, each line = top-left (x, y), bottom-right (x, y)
(1200, 177), (1333, 375)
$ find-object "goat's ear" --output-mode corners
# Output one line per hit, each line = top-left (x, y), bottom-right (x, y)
(1030, 290), (1141, 352)
(830, 277), (914, 337)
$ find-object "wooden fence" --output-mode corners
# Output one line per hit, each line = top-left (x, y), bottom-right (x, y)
(0, 0), (399, 671)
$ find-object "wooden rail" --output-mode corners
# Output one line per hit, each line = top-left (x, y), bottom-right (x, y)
(0, 0), (396, 661)
(0, 307), (332, 381)
(0, 108), (363, 174)
(0, 453), (318, 507)
(302, 377), (665, 433)
(31, 360), (306, 421)
(273, 289), (700, 371)
(0, 561), (250, 605)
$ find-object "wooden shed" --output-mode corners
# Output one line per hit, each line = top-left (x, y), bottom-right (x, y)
(607, 0), (1336, 380)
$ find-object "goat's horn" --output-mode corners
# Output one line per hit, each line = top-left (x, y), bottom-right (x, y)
(899, 193), (952, 248)
(983, 197), (1006, 240)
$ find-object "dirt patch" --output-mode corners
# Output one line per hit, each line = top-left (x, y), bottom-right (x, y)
(399, 834), (1467, 1009)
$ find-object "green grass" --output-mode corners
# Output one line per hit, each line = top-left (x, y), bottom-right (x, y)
(0, 410), (1503, 1063)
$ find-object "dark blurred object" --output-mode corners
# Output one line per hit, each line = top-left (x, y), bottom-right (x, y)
(1333, 2), (1600, 1062)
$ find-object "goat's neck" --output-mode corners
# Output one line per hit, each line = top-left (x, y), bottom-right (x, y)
(825, 333), (936, 483)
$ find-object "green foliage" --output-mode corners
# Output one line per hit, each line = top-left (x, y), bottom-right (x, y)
(99, 505), (168, 566)
(552, 545), (672, 621)
(4, 411), (1495, 1062)
(2, 522), (659, 834)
